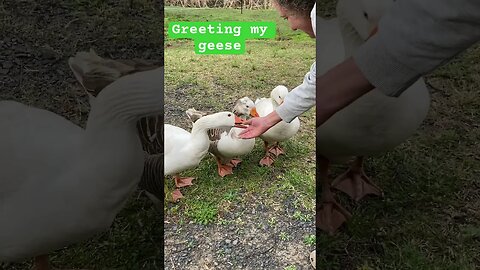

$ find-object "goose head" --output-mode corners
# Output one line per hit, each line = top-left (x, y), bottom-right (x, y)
(192, 111), (246, 134)
(232, 97), (257, 118)
(271, 85), (289, 106)
(337, 0), (395, 56)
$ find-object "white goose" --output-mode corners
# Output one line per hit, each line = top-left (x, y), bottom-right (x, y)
(165, 111), (245, 201)
(0, 68), (163, 268)
(215, 97), (256, 170)
(186, 97), (256, 177)
(254, 85), (300, 166)
(67, 50), (164, 211)
(317, 0), (430, 233)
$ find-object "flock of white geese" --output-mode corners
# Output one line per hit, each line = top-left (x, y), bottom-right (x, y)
(165, 84), (301, 201)
(0, 0), (432, 268)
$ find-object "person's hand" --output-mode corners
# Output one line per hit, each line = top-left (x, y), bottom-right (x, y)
(239, 111), (282, 139)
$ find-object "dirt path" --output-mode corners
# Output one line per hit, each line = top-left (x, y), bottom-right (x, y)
(164, 192), (315, 270)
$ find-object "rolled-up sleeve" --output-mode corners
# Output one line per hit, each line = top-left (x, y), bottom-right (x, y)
(276, 61), (316, 123)
(354, 0), (480, 97)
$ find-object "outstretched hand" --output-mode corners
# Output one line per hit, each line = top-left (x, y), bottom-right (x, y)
(239, 111), (282, 139)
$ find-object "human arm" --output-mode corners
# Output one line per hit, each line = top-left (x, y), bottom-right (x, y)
(238, 61), (315, 139)
(275, 61), (316, 123)
(238, 110), (282, 139)
(316, 57), (374, 127)
(238, 60), (316, 139)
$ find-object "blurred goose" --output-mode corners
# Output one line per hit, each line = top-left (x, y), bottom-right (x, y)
(165, 112), (246, 201)
(68, 49), (161, 98)
(254, 85), (300, 166)
(186, 97), (256, 177)
(68, 49), (164, 208)
(0, 68), (163, 269)
(316, 0), (430, 233)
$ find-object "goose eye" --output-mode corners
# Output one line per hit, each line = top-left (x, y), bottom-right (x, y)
(279, 96), (281, 98)
(246, 105), (249, 108)
(363, 12), (369, 19)
(228, 114), (232, 117)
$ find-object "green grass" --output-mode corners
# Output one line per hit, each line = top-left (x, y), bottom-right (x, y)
(279, 231), (290, 241)
(303, 234), (315, 246)
(185, 201), (218, 225)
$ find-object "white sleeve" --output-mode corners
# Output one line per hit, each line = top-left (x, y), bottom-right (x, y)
(354, 0), (480, 97)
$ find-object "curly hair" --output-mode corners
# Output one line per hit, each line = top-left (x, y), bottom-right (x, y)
(273, 0), (315, 17)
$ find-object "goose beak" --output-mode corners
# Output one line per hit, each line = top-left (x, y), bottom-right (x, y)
(367, 25), (378, 40)
(250, 107), (259, 117)
(234, 115), (248, 128)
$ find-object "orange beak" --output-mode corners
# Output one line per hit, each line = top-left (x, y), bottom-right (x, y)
(367, 25), (378, 40)
(250, 107), (259, 118)
(234, 115), (248, 128)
